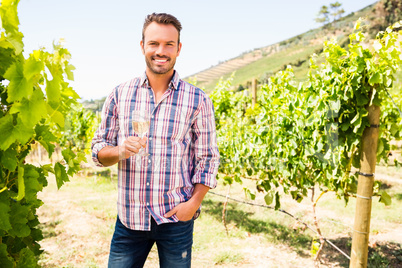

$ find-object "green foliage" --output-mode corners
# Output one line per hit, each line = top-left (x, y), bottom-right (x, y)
(61, 103), (99, 155)
(0, 0), (85, 265)
(211, 19), (402, 209)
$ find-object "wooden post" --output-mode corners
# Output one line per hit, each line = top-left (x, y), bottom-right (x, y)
(251, 78), (257, 107)
(350, 103), (380, 268)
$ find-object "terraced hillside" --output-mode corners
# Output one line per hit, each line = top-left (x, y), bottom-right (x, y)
(186, 2), (378, 91)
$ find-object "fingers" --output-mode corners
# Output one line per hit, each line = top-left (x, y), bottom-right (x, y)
(119, 136), (148, 160)
(126, 136), (147, 148)
(164, 206), (178, 218)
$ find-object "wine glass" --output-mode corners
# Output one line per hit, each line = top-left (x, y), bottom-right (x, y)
(132, 110), (150, 157)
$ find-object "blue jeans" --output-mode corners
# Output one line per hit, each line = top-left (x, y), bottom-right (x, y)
(108, 216), (194, 268)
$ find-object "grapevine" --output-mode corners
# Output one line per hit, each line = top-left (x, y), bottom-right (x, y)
(211, 19), (402, 208)
(0, 0), (85, 266)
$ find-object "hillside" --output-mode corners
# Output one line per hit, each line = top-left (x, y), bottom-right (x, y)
(184, 2), (385, 91)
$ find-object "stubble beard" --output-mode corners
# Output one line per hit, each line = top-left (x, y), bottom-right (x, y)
(145, 55), (176, 75)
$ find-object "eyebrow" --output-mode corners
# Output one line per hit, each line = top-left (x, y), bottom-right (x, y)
(147, 40), (176, 44)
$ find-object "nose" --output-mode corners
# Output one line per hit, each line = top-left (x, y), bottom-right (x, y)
(156, 44), (165, 56)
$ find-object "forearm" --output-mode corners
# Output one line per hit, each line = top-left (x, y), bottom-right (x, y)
(97, 146), (120, 166)
(188, 183), (211, 207)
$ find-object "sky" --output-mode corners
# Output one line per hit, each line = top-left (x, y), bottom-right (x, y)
(17, 0), (378, 100)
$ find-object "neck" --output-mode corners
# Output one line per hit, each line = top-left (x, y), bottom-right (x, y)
(146, 69), (174, 94)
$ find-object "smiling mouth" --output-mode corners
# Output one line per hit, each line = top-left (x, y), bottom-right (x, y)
(152, 57), (170, 64)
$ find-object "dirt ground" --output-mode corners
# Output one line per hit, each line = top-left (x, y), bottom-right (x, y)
(36, 171), (402, 268)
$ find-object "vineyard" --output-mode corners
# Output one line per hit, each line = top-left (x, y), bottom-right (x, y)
(1, 0), (402, 267)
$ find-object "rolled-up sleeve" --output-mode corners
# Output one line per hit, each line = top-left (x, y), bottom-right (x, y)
(191, 95), (220, 188)
(91, 91), (119, 167)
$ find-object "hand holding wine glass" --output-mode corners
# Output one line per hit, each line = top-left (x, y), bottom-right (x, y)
(131, 110), (150, 157)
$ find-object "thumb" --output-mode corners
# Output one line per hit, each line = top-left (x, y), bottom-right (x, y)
(164, 207), (177, 218)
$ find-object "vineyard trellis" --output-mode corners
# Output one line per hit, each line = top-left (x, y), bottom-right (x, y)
(210, 19), (402, 267)
(1, 0), (402, 267)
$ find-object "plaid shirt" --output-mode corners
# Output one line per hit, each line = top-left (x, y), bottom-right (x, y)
(91, 71), (220, 231)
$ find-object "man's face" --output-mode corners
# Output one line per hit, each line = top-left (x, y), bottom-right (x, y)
(141, 22), (182, 76)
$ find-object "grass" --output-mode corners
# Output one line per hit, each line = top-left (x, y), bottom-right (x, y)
(37, 162), (402, 267)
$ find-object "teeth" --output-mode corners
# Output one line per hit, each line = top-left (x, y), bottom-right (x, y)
(155, 59), (167, 62)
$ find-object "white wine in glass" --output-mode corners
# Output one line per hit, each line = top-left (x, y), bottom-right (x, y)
(132, 110), (150, 157)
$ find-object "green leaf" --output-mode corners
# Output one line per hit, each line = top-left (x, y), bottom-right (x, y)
(23, 165), (42, 203)
(6, 32), (24, 55)
(8, 203), (31, 237)
(223, 175), (233, 185)
(16, 248), (39, 268)
(10, 89), (47, 128)
(15, 164), (25, 201)
(0, 193), (12, 231)
(0, 0), (20, 33)
(4, 60), (34, 102)
(65, 63), (75, 81)
(244, 188), (255, 200)
(368, 73), (382, 85)
(35, 125), (57, 157)
(0, 146), (18, 171)
(379, 191), (392, 206)
(355, 90), (369, 106)
(46, 76), (61, 103)
(0, 114), (34, 150)
(46, 104), (65, 127)
(54, 162), (69, 189)
(0, 244), (13, 268)
(275, 191), (281, 210)
(264, 191), (274, 205)
(23, 56), (43, 80)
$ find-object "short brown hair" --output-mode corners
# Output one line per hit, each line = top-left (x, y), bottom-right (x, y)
(142, 13), (182, 43)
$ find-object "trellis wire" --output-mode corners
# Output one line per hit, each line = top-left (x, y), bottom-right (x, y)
(207, 191), (351, 260)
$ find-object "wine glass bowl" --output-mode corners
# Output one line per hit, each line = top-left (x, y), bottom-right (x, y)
(132, 110), (150, 157)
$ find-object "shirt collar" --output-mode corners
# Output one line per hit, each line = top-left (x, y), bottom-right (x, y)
(140, 70), (180, 91)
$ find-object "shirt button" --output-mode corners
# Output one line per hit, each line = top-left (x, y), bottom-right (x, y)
(149, 137), (152, 140)
(146, 182), (149, 186)
(148, 159), (151, 163)
(146, 202), (150, 206)
(151, 115), (154, 118)
(150, 95), (153, 98)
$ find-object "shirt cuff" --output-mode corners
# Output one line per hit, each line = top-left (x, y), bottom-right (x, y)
(192, 173), (218, 189)
(92, 142), (113, 167)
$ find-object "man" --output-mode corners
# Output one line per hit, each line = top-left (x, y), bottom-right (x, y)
(91, 13), (220, 268)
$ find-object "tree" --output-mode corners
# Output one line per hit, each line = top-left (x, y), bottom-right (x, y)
(315, 5), (330, 26)
(383, 0), (402, 25)
(330, 1), (345, 21)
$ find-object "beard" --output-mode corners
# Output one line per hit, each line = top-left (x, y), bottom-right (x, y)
(145, 55), (176, 75)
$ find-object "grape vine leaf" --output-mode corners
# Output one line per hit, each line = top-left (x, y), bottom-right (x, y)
(10, 89), (47, 128)
(16, 248), (39, 268)
(4, 60), (34, 102)
(54, 162), (69, 189)
(0, 114), (34, 150)
(34, 125), (57, 157)
(23, 57), (43, 80)
(0, 0), (20, 34)
(8, 203), (30, 237)
(0, 193), (12, 231)
(0, 244), (13, 268)
(264, 191), (274, 205)
(379, 191), (392, 206)
(23, 165), (42, 204)
(45, 76), (61, 103)
(0, 146), (18, 171)
(15, 164), (25, 201)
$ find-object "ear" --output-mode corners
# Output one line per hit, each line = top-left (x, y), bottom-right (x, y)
(140, 40), (145, 55)
(177, 42), (182, 57)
